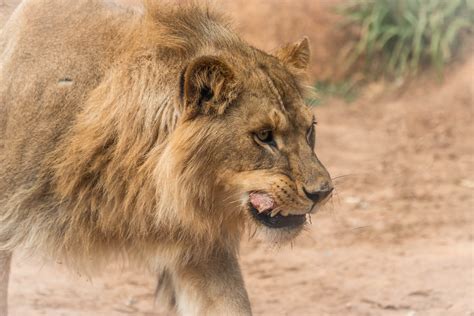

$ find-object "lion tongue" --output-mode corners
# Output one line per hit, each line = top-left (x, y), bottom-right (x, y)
(249, 192), (274, 213)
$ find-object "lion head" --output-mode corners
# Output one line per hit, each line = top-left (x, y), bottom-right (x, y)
(157, 36), (333, 244)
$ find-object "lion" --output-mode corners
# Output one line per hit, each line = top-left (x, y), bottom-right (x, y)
(0, 0), (333, 315)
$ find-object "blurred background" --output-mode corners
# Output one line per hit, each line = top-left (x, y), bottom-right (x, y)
(2, 0), (473, 315)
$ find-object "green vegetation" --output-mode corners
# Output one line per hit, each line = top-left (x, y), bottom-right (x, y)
(341, 0), (474, 77)
(308, 80), (359, 106)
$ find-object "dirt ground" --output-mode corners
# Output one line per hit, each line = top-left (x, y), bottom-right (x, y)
(2, 1), (474, 315)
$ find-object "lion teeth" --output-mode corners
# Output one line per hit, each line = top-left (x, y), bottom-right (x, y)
(270, 209), (280, 217)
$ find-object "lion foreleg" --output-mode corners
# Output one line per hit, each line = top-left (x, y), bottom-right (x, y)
(172, 250), (251, 316)
(0, 251), (11, 316)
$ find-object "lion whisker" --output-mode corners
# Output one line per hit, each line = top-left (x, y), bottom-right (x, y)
(331, 174), (357, 180)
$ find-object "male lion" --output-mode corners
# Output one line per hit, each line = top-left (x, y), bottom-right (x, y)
(0, 0), (333, 315)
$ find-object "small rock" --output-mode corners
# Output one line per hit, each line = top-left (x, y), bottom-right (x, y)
(126, 297), (137, 306)
(460, 179), (474, 189)
(344, 196), (361, 205)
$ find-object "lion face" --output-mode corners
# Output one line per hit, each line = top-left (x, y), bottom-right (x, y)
(171, 38), (332, 243)
(223, 88), (332, 241)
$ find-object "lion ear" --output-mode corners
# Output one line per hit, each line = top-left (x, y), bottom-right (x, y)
(275, 37), (311, 71)
(178, 55), (240, 119)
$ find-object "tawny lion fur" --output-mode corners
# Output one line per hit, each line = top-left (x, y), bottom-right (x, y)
(0, 0), (332, 314)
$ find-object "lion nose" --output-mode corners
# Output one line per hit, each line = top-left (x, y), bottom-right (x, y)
(303, 185), (333, 204)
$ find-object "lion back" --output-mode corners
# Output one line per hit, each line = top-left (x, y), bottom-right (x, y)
(0, 0), (130, 200)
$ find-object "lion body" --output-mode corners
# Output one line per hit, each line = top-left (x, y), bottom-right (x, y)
(0, 1), (331, 314)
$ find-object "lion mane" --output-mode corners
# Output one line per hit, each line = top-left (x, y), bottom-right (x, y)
(1, 0), (242, 267)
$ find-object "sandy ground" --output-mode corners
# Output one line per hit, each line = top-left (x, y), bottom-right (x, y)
(2, 1), (474, 315)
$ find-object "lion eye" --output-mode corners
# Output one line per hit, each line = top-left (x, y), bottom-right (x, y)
(255, 130), (276, 146)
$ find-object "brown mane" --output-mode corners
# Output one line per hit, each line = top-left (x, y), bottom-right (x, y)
(0, 2), (253, 269)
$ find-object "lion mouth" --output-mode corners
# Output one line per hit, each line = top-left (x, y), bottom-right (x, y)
(248, 192), (306, 229)
(248, 205), (306, 229)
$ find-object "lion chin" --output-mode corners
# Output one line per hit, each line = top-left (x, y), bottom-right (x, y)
(0, 1), (332, 315)
(250, 213), (307, 245)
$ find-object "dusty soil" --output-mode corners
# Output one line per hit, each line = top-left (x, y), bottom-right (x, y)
(2, 1), (474, 315)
